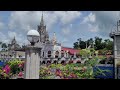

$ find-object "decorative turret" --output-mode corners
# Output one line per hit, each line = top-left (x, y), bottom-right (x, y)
(40, 12), (44, 27)
(37, 12), (49, 43)
(12, 36), (17, 45)
(52, 32), (57, 45)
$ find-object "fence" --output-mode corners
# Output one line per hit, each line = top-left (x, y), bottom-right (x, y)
(93, 65), (114, 79)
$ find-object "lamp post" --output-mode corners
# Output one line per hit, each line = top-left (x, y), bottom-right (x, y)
(24, 30), (42, 79)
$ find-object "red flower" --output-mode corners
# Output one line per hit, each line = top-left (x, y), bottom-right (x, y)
(2, 65), (10, 74)
(18, 64), (22, 68)
(18, 72), (23, 77)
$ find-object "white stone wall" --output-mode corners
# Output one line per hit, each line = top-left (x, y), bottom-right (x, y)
(41, 44), (61, 60)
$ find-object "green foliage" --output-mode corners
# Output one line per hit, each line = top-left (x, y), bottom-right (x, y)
(80, 49), (90, 58)
(40, 63), (96, 79)
(1, 43), (7, 49)
(84, 57), (99, 67)
(73, 37), (113, 51)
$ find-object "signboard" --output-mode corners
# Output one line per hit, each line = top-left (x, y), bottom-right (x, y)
(0, 62), (4, 67)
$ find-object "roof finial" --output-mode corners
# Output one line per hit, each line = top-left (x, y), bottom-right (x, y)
(52, 32), (57, 45)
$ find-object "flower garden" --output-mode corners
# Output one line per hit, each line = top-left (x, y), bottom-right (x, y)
(40, 63), (93, 79)
(0, 56), (113, 79)
(39, 57), (112, 79)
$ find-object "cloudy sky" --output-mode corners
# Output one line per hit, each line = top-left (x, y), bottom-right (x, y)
(0, 11), (119, 47)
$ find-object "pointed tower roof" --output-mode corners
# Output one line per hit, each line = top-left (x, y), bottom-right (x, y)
(13, 36), (16, 40)
(40, 11), (44, 26)
(12, 36), (17, 44)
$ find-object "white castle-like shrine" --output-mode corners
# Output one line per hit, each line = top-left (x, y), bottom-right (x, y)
(0, 13), (81, 64)
(35, 13), (80, 64)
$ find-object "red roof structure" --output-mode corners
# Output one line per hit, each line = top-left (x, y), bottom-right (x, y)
(61, 47), (80, 55)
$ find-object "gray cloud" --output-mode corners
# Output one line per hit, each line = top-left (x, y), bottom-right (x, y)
(93, 11), (120, 37)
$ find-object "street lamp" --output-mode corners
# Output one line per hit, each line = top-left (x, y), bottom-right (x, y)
(24, 29), (41, 79)
(27, 30), (40, 46)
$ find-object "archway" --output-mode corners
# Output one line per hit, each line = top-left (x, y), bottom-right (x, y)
(47, 60), (51, 64)
(69, 60), (73, 64)
(76, 60), (81, 64)
(55, 51), (59, 58)
(53, 60), (57, 64)
(48, 51), (51, 58)
(61, 60), (65, 64)
(61, 50), (64, 57)
(42, 61), (46, 64)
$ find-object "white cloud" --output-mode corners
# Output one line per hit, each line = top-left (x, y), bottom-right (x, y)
(0, 32), (8, 43)
(8, 11), (81, 32)
(62, 27), (71, 35)
(88, 24), (98, 32)
(8, 31), (17, 39)
(92, 11), (120, 36)
(0, 22), (5, 30)
(61, 38), (69, 47)
(1, 11), (118, 48)
(81, 11), (120, 37)
(8, 11), (39, 32)
(82, 12), (96, 24)
(54, 11), (81, 25)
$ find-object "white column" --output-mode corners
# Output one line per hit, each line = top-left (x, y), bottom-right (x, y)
(52, 50), (55, 58)
(66, 51), (68, 58)
(45, 51), (48, 58)
(74, 52), (76, 58)
(59, 51), (61, 58)
(64, 51), (66, 58)
(24, 47), (41, 79)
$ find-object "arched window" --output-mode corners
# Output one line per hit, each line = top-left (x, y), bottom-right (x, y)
(55, 51), (59, 58)
(61, 60), (65, 64)
(48, 51), (51, 58)
(47, 60), (51, 64)
(61, 50), (64, 57)
(43, 52), (44, 57)
(53, 60), (57, 64)
(42, 61), (45, 64)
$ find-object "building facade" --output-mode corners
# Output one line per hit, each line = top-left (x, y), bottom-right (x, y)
(36, 14), (80, 64)
(0, 13), (81, 64)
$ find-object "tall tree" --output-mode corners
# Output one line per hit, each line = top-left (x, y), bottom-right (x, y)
(94, 37), (103, 50)
(104, 39), (113, 50)
(87, 38), (94, 48)
(73, 42), (79, 49)
(1, 43), (7, 51)
(73, 37), (113, 51)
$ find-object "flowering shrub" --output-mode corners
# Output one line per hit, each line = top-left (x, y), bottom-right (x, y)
(2, 65), (10, 74)
(40, 63), (94, 79)
(0, 59), (24, 79)
(40, 56), (111, 79)
(7, 59), (24, 74)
